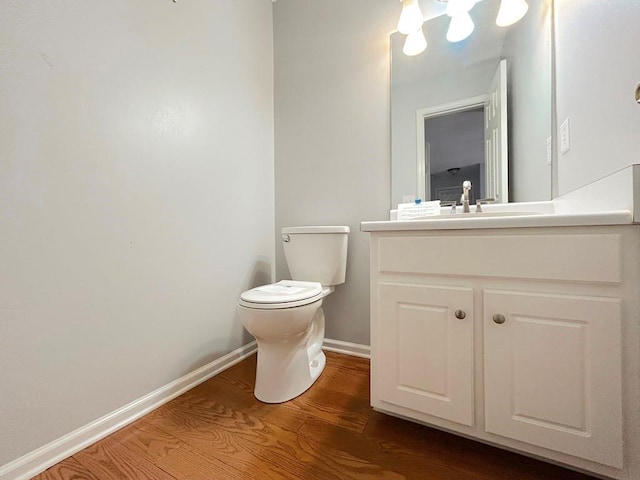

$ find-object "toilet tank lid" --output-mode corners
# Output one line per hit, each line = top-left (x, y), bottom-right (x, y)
(282, 226), (350, 234)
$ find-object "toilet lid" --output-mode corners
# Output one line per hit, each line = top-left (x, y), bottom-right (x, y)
(239, 280), (323, 308)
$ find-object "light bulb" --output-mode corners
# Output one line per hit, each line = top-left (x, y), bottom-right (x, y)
(397, 0), (424, 35)
(496, 0), (529, 27)
(446, 10), (475, 42)
(403, 27), (427, 56)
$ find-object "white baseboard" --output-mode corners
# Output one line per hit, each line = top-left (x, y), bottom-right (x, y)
(0, 341), (258, 480)
(323, 338), (371, 359)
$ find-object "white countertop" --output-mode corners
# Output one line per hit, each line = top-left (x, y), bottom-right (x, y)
(361, 210), (634, 232)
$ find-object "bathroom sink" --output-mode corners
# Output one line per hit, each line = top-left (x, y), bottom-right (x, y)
(411, 211), (542, 220)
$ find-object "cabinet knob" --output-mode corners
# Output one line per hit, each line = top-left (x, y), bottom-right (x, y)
(454, 309), (466, 320)
(493, 313), (506, 324)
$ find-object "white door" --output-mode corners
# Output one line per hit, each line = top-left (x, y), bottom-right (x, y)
(484, 59), (508, 203)
(483, 290), (623, 468)
(378, 283), (474, 426)
(424, 141), (431, 200)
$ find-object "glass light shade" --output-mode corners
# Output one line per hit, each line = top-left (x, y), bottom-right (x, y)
(403, 27), (427, 56)
(496, 0), (529, 27)
(397, 0), (424, 35)
(446, 10), (475, 42)
(446, 0), (477, 16)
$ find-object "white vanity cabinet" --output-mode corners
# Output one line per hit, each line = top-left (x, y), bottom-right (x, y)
(367, 226), (640, 479)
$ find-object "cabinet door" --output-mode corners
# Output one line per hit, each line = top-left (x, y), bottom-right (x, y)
(378, 283), (474, 426)
(484, 290), (623, 468)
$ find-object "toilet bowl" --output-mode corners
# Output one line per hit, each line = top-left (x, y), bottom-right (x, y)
(237, 280), (329, 403)
(237, 226), (349, 403)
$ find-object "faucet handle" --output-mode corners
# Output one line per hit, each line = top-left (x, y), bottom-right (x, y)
(475, 198), (495, 213)
(441, 201), (457, 214)
(462, 180), (472, 189)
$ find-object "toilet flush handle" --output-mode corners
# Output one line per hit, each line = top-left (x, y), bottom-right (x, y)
(282, 234), (291, 243)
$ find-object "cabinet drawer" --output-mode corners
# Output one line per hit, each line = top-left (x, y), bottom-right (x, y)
(378, 234), (621, 283)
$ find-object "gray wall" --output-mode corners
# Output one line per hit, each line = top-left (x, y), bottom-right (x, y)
(0, 0), (274, 466)
(274, 0), (397, 345)
(555, 0), (640, 195)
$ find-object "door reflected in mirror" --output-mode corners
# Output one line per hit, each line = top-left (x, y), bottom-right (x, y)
(391, 0), (553, 208)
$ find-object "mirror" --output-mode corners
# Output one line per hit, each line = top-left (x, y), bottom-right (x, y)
(391, 0), (554, 208)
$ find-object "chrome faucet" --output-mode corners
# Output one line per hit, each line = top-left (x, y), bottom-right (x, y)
(461, 180), (472, 213)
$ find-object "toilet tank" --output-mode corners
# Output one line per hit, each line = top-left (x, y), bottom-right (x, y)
(281, 226), (349, 286)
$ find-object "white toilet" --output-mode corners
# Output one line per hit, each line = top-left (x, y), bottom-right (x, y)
(237, 225), (349, 403)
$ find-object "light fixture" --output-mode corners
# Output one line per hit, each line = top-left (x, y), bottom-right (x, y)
(403, 26), (427, 56)
(446, 0), (477, 43)
(446, 10), (475, 42)
(496, 0), (529, 27)
(397, 0), (424, 35)
(398, 0), (528, 56)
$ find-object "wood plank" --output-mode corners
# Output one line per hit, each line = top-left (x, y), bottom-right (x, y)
(147, 402), (306, 480)
(363, 411), (595, 480)
(147, 396), (401, 480)
(280, 385), (371, 433)
(217, 353), (256, 390)
(316, 353), (370, 398)
(110, 416), (253, 480)
(324, 351), (370, 373)
(73, 435), (176, 480)
(299, 415), (487, 480)
(259, 404), (308, 433)
(153, 443), (261, 480)
(109, 417), (185, 463)
(31, 456), (100, 480)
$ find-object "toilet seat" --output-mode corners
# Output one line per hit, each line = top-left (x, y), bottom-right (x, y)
(239, 280), (323, 310)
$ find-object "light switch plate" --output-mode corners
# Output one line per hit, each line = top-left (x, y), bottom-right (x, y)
(560, 118), (571, 154)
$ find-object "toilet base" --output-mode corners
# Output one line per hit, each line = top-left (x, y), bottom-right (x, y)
(254, 308), (326, 403)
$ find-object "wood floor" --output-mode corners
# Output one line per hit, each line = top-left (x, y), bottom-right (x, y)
(34, 352), (597, 480)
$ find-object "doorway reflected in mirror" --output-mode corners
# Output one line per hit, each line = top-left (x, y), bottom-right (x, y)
(426, 106), (484, 204)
